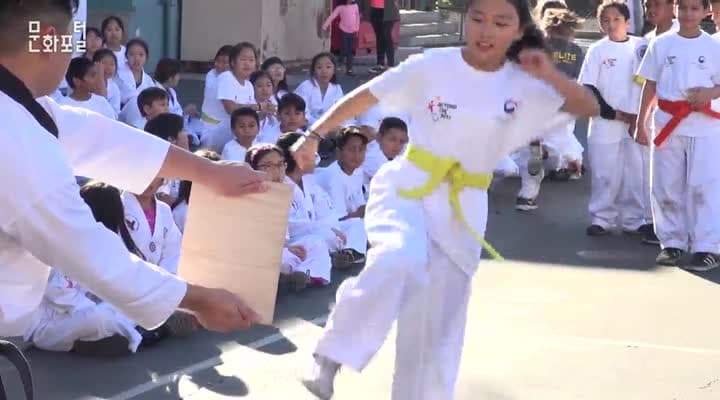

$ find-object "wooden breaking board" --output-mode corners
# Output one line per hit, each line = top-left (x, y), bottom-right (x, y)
(178, 182), (292, 325)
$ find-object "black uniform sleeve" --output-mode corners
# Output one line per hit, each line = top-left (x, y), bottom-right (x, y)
(584, 84), (616, 120)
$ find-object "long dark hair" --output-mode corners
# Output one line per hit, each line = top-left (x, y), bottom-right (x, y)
(172, 150), (221, 209)
(309, 52), (338, 84)
(468, 0), (547, 62)
(261, 56), (290, 96)
(79, 181), (144, 260)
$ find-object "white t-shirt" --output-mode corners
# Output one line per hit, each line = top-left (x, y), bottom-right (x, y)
(362, 141), (390, 187)
(215, 71), (256, 118)
(638, 32), (720, 137)
(106, 79), (121, 117)
(578, 36), (641, 144)
(201, 69), (224, 122)
(294, 79), (348, 126)
(221, 140), (248, 162)
(59, 94), (117, 120)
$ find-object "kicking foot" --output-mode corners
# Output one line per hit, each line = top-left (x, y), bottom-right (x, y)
(586, 224), (609, 236)
(515, 196), (538, 211)
(684, 252), (720, 272)
(655, 247), (684, 266)
(301, 354), (341, 400)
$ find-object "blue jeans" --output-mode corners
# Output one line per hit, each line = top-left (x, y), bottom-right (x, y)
(341, 31), (355, 71)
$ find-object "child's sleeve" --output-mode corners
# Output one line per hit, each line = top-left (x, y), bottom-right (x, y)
(322, 7), (341, 30)
(215, 73), (236, 102)
(365, 53), (427, 112)
(159, 211), (182, 275)
(577, 45), (599, 87)
(637, 39), (660, 82)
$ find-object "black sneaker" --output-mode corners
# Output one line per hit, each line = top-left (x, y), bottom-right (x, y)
(163, 312), (196, 337)
(640, 225), (660, 245)
(655, 247), (684, 266)
(332, 250), (354, 270)
(685, 252), (720, 272)
(72, 335), (130, 357)
(347, 249), (366, 265)
(515, 197), (538, 211)
(547, 168), (571, 181)
(622, 226), (645, 236)
(586, 224), (609, 236)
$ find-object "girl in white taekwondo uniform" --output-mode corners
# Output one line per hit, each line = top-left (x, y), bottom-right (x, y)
(117, 38), (158, 107)
(294, 53), (350, 127)
(26, 183), (148, 356)
(0, 0), (266, 345)
(277, 133), (368, 269)
(200, 45), (233, 133)
(122, 178), (183, 274)
(578, 1), (646, 237)
(294, 0), (599, 398)
(636, 0), (720, 270)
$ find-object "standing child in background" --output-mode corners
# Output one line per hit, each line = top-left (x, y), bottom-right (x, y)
(222, 107), (259, 162)
(578, 0), (646, 236)
(295, 53), (346, 126)
(93, 49), (122, 116)
(83, 27), (103, 61)
(24, 182), (145, 357)
(154, 58), (184, 117)
(101, 16), (127, 77)
(314, 127), (369, 263)
(628, 0), (678, 245)
(515, 7), (585, 211)
(60, 57), (116, 120)
(261, 57), (290, 100)
(323, 0), (361, 76)
(250, 70), (280, 143)
(636, 0), (720, 270)
(172, 150), (221, 233)
(201, 45), (233, 133)
(117, 38), (157, 106)
(362, 117), (408, 187)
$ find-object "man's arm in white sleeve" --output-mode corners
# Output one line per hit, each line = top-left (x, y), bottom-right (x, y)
(5, 181), (187, 329)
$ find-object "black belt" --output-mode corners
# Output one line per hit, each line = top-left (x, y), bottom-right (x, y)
(0, 340), (33, 400)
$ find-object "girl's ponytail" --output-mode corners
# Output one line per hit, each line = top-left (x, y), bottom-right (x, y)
(506, 24), (547, 62)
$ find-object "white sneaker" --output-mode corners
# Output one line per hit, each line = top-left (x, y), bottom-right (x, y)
(301, 354), (340, 399)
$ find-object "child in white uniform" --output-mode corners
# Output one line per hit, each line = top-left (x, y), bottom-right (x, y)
(101, 16), (127, 78)
(278, 133), (368, 269)
(261, 57), (291, 101)
(636, 0), (720, 270)
(222, 108), (259, 162)
(60, 57), (116, 119)
(117, 38), (157, 107)
(154, 58), (184, 117)
(315, 128), (369, 234)
(121, 87), (169, 129)
(294, 0), (599, 398)
(245, 145), (332, 286)
(216, 42), (262, 120)
(362, 117), (409, 187)
(295, 53), (346, 126)
(122, 178), (183, 275)
(578, 1), (646, 236)
(251, 70), (280, 144)
(201, 45), (233, 133)
(628, 0), (679, 245)
(93, 49), (122, 117)
(25, 182), (144, 357)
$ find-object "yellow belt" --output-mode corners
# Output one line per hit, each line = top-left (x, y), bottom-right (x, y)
(201, 113), (221, 125)
(633, 75), (645, 86)
(397, 144), (504, 261)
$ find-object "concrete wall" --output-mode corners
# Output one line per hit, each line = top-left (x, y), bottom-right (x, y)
(181, 0), (330, 63)
(180, 0), (262, 62)
(260, 0), (331, 62)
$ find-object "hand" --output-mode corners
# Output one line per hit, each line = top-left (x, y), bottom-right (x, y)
(687, 87), (715, 110)
(568, 160), (582, 174)
(180, 284), (261, 331)
(291, 135), (320, 172)
(627, 118), (637, 139)
(156, 192), (176, 206)
(634, 124), (650, 146)
(331, 228), (347, 245)
(203, 161), (269, 196)
(183, 103), (200, 118)
(615, 111), (635, 125)
(287, 245), (307, 261)
(518, 49), (557, 81)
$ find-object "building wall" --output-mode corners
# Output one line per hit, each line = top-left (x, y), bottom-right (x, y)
(180, 0), (262, 62)
(260, 0), (331, 62)
(180, 0), (330, 63)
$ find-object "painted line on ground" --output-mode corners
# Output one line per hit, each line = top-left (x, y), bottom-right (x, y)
(108, 314), (329, 400)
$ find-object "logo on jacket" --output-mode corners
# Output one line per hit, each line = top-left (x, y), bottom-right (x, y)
(427, 96), (457, 122)
(149, 241), (157, 253)
(503, 99), (518, 114)
(126, 216), (139, 232)
(698, 56), (706, 64)
(602, 58), (617, 68)
(666, 55), (676, 65)
(636, 44), (648, 60)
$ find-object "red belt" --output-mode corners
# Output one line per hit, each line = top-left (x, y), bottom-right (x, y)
(654, 99), (720, 147)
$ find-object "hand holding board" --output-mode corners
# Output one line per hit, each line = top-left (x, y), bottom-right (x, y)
(178, 181), (292, 325)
